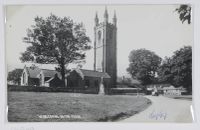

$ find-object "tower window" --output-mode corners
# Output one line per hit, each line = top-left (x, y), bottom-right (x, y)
(98, 31), (101, 41)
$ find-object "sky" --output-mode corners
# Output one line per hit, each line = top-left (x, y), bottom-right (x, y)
(5, 5), (193, 77)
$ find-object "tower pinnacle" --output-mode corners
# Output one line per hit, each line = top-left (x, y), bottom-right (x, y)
(104, 6), (108, 23)
(113, 10), (117, 26)
(95, 11), (99, 26)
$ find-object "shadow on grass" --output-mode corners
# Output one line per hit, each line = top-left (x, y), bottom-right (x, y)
(97, 99), (152, 122)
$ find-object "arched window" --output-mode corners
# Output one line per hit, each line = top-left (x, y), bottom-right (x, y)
(23, 72), (25, 84)
(39, 74), (42, 86)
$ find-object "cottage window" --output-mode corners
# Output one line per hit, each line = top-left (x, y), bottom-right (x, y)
(95, 80), (99, 87)
(85, 79), (90, 88)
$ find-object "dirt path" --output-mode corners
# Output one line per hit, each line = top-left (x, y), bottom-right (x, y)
(121, 96), (193, 123)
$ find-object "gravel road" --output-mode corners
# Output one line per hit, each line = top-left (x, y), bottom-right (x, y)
(121, 96), (193, 123)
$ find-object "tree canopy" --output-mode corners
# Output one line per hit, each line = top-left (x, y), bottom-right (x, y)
(158, 46), (192, 93)
(127, 49), (162, 85)
(20, 14), (91, 86)
(7, 69), (23, 85)
(175, 4), (191, 24)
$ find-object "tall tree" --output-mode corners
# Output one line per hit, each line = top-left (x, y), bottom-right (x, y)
(175, 4), (191, 24)
(158, 46), (192, 93)
(127, 49), (162, 85)
(7, 69), (23, 85)
(157, 57), (174, 84)
(20, 14), (91, 86)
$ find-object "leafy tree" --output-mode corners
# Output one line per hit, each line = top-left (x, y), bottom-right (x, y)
(7, 69), (23, 85)
(127, 49), (162, 85)
(20, 14), (91, 86)
(157, 57), (174, 84)
(175, 4), (191, 24)
(158, 46), (192, 93)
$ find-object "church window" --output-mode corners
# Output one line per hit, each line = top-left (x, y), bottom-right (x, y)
(23, 72), (25, 84)
(39, 74), (42, 86)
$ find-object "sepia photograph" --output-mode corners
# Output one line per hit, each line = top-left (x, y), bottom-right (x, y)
(6, 4), (193, 122)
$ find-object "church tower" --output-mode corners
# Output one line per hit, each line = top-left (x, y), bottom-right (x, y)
(94, 8), (117, 87)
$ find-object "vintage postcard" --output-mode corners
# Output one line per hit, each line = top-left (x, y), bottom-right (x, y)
(6, 5), (193, 122)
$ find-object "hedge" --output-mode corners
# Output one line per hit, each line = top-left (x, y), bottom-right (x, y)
(8, 85), (96, 93)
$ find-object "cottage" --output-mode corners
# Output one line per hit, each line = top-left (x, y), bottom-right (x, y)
(67, 69), (111, 94)
(38, 69), (62, 87)
(163, 86), (187, 95)
(146, 84), (187, 95)
(20, 65), (63, 87)
(20, 66), (41, 86)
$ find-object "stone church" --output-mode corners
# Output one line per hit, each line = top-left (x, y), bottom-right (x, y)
(67, 8), (117, 93)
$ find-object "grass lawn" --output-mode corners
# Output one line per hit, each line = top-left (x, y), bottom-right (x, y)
(8, 92), (151, 122)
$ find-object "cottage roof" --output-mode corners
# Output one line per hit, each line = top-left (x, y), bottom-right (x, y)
(74, 69), (111, 78)
(25, 66), (61, 79)
(163, 86), (175, 90)
(26, 67), (41, 78)
(41, 69), (61, 78)
(163, 86), (186, 90)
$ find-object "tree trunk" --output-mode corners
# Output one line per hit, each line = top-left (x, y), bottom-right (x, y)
(17, 79), (20, 85)
(60, 57), (66, 87)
